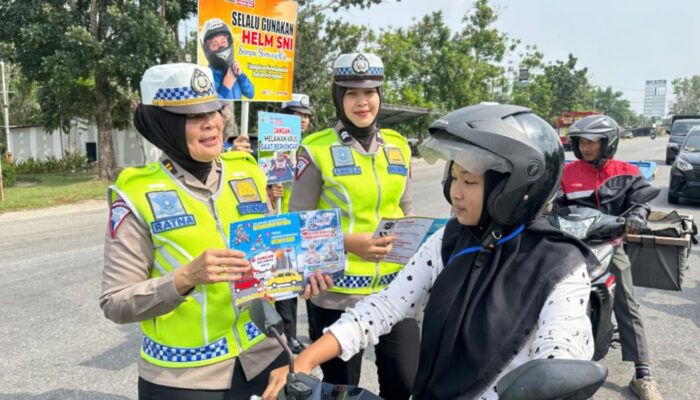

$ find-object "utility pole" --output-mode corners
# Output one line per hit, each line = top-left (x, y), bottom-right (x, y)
(0, 61), (10, 201)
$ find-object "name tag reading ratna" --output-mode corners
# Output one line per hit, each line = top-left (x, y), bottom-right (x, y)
(146, 191), (196, 233)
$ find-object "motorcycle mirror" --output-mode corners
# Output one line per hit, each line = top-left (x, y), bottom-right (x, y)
(496, 359), (607, 400)
(629, 186), (660, 204)
(249, 298), (285, 337)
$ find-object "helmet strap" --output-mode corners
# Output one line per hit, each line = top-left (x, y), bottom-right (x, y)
(475, 222), (502, 268)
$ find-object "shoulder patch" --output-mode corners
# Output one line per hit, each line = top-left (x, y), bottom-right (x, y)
(295, 155), (311, 180)
(109, 199), (132, 239)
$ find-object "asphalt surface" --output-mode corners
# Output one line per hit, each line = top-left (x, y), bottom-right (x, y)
(0, 136), (697, 399)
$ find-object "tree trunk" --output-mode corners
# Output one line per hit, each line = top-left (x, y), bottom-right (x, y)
(95, 72), (118, 181)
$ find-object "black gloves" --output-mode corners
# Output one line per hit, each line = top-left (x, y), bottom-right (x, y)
(625, 216), (646, 234)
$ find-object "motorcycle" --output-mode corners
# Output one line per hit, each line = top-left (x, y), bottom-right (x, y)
(248, 298), (381, 400)
(549, 186), (661, 361)
(248, 298), (609, 400)
(497, 358), (608, 400)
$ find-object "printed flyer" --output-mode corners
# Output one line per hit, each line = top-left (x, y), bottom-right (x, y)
(372, 217), (449, 265)
(229, 209), (345, 306)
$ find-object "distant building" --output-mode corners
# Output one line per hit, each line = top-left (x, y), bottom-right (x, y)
(6, 119), (161, 167)
(643, 80), (667, 118)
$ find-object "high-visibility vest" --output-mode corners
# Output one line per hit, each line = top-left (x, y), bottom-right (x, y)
(108, 151), (271, 368)
(301, 128), (411, 295)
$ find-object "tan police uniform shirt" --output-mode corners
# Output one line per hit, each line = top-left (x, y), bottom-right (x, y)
(288, 125), (414, 311)
(100, 156), (282, 390)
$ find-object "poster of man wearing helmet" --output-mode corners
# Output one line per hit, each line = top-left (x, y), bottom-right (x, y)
(198, 0), (298, 102)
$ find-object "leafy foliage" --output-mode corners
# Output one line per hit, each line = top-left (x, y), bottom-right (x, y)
(1, 158), (16, 187)
(671, 76), (700, 115)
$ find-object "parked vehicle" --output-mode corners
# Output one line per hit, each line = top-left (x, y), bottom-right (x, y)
(248, 299), (382, 400)
(666, 115), (700, 165)
(668, 128), (700, 204)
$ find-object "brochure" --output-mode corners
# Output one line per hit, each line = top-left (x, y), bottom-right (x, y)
(229, 209), (345, 306)
(373, 217), (449, 265)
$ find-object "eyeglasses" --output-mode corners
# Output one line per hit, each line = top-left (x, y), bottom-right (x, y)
(206, 35), (229, 52)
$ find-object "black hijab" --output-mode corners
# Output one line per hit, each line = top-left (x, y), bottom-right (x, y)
(412, 173), (597, 399)
(332, 84), (382, 151)
(133, 104), (213, 183)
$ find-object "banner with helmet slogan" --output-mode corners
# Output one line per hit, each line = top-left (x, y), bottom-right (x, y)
(198, 0), (298, 102)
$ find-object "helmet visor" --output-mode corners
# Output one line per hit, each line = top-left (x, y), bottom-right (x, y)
(418, 133), (511, 175)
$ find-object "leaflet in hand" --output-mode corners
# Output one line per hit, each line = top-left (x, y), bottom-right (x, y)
(373, 217), (449, 265)
(229, 209), (345, 306)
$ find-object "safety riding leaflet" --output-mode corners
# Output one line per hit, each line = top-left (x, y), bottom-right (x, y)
(372, 217), (449, 265)
(229, 209), (345, 306)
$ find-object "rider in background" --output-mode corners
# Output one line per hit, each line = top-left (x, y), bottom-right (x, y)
(264, 104), (596, 400)
(555, 115), (662, 400)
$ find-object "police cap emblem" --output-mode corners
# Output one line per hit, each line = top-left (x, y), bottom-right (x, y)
(191, 68), (213, 95)
(351, 54), (370, 75)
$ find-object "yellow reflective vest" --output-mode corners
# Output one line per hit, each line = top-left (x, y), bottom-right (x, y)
(301, 128), (411, 295)
(108, 151), (270, 368)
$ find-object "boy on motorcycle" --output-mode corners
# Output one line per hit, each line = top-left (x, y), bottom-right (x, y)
(262, 104), (598, 400)
(554, 115), (662, 400)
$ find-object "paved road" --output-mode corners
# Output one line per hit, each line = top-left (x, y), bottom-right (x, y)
(0, 136), (698, 399)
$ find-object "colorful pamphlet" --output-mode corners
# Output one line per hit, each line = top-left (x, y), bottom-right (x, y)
(229, 209), (345, 306)
(372, 217), (449, 265)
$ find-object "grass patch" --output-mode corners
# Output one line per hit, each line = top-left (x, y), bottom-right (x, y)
(0, 172), (109, 213)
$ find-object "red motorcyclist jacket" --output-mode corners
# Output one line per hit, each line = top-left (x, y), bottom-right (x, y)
(555, 158), (650, 220)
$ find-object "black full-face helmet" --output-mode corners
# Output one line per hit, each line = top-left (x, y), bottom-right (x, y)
(419, 104), (564, 227)
(569, 114), (620, 166)
(201, 18), (234, 71)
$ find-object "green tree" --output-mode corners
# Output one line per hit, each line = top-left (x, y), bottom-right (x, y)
(589, 86), (636, 126)
(671, 76), (700, 115)
(0, 1), (196, 180)
(541, 54), (591, 119)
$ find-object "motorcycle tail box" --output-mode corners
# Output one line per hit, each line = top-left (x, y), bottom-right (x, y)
(625, 211), (694, 291)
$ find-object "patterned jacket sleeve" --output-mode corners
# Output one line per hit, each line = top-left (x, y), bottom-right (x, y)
(328, 229), (445, 361)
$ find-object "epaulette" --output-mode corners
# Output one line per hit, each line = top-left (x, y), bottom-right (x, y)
(302, 128), (336, 145)
(220, 150), (257, 164)
(115, 162), (160, 187)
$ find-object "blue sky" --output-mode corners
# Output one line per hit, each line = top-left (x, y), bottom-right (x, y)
(187, 0), (700, 114)
(332, 0), (700, 114)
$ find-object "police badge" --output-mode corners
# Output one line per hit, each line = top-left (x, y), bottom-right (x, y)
(191, 68), (213, 96)
(351, 54), (370, 75)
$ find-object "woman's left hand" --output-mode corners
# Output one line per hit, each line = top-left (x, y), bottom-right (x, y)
(301, 271), (334, 300)
(232, 134), (252, 152)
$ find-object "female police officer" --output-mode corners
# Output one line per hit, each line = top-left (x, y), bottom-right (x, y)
(286, 53), (418, 400)
(100, 63), (330, 400)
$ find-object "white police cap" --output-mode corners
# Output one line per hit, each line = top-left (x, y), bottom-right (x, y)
(140, 63), (222, 115)
(332, 53), (384, 88)
(281, 93), (312, 115)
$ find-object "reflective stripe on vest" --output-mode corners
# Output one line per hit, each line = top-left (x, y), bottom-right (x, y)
(302, 128), (411, 295)
(109, 152), (270, 368)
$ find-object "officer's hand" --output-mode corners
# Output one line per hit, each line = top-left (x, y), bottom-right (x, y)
(625, 216), (646, 235)
(232, 134), (252, 152)
(301, 271), (334, 300)
(268, 184), (284, 201)
(222, 68), (235, 89)
(175, 248), (251, 295)
(344, 233), (395, 262)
